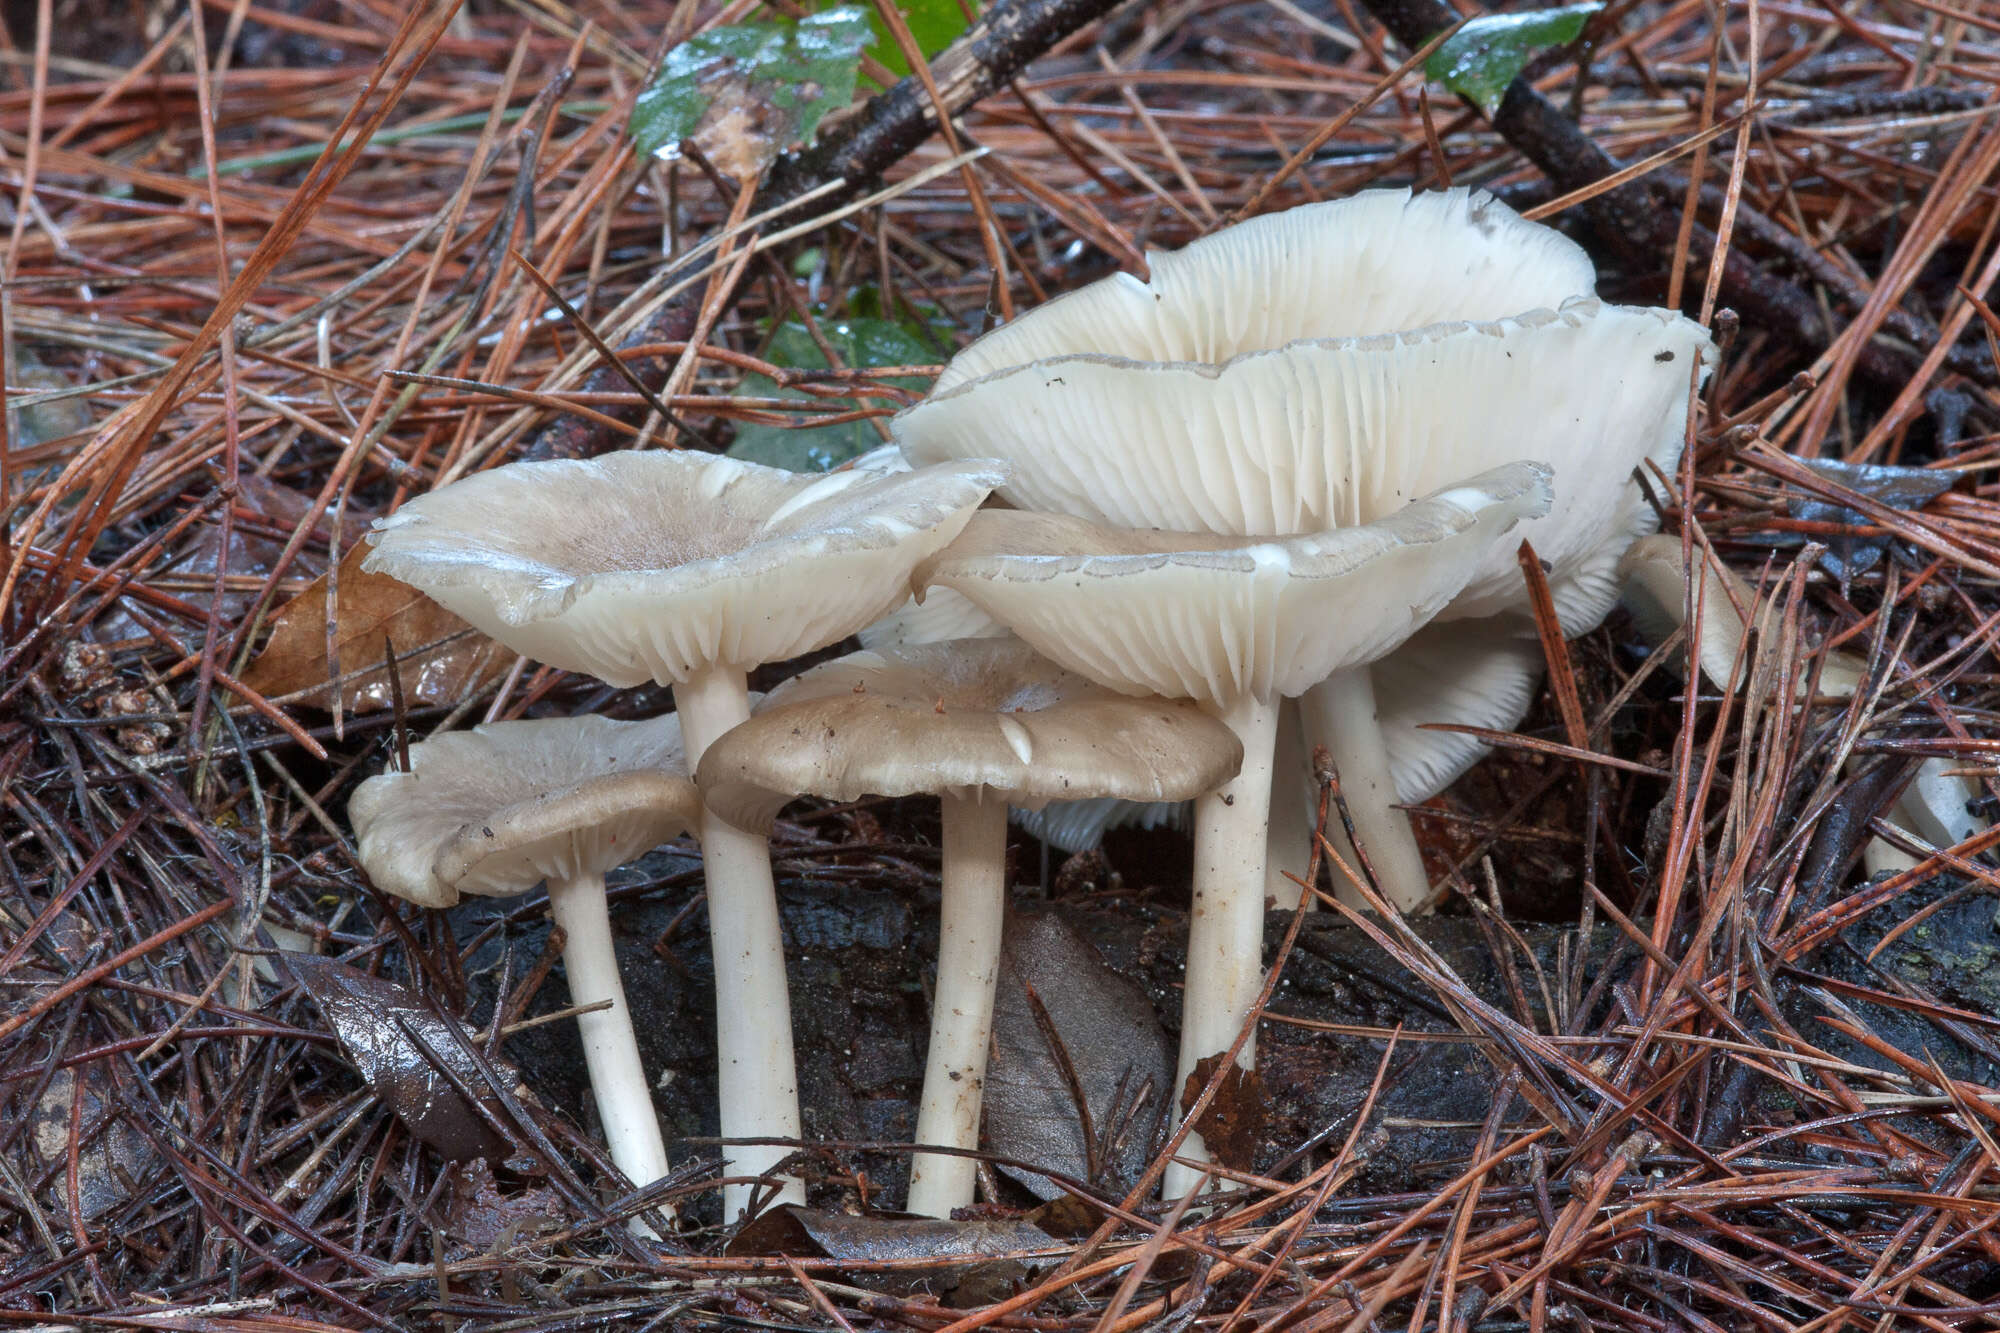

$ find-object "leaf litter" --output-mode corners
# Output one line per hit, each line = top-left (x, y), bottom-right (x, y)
(3, 0), (2000, 1325)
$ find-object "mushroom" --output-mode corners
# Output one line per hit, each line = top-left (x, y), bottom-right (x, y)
(916, 462), (1553, 1195)
(1013, 795), (1191, 856)
(362, 449), (1004, 1215)
(694, 637), (1243, 1217)
(1617, 535), (1990, 873)
(858, 586), (1007, 653)
(858, 583), (1197, 859)
(901, 296), (1710, 912)
(349, 713), (698, 1206)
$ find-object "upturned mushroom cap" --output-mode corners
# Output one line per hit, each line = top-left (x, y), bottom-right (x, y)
(362, 451), (1006, 687)
(902, 301), (1708, 618)
(918, 462), (1554, 705)
(695, 639), (1244, 832)
(931, 188), (1595, 391)
(350, 714), (699, 909)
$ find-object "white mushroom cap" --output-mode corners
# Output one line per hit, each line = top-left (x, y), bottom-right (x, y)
(902, 301), (1709, 613)
(1616, 535), (1777, 693)
(857, 587), (1007, 651)
(1375, 615), (1549, 805)
(931, 188), (1595, 392)
(362, 451), (1005, 687)
(918, 463), (1554, 705)
(1011, 796), (1190, 855)
(695, 639), (1243, 832)
(843, 443), (911, 474)
(349, 714), (699, 909)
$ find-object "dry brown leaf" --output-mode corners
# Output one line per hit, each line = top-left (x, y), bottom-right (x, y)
(1180, 1053), (1264, 1174)
(985, 911), (1172, 1201)
(241, 544), (510, 714)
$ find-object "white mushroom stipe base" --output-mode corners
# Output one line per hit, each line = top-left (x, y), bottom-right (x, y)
(347, 714), (699, 1220)
(669, 666), (803, 1215)
(1181, 691), (1278, 1112)
(922, 793), (1008, 1215)
(362, 449), (1004, 1218)
(916, 465), (1553, 1197)
(545, 870), (671, 1192)
(694, 638), (1242, 1217)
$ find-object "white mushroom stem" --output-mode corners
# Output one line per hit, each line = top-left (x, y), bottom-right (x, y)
(544, 872), (674, 1213)
(1301, 667), (1433, 914)
(672, 666), (806, 1218)
(1166, 691), (1279, 1202)
(906, 793), (1007, 1218)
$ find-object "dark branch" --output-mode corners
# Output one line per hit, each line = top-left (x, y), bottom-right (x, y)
(1360, 0), (1986, 391)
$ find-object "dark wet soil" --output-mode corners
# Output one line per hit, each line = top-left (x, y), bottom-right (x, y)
(446, 817), (1997, 1226)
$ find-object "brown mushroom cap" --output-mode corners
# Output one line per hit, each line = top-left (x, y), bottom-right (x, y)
(362, 450), (1005, 687)
(916, 463), (1553, 704)
(694, 639), (1244, 833)
(350, 714), (699, 908)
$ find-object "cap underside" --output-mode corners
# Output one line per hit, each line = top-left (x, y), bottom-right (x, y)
(903, 302), (1711, 621)
(363, 451), (1004, 686)
(922, 463), (1553, 703)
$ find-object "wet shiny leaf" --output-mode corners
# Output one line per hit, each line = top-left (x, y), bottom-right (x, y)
(289, 955), (514, 1161)
(444, 1159), (563, 1250)
(732, 1205), (1056, 1302)
(241, 543), (510, 714)
(728, 317), (935, 471)
(1425, 5), (1600, 116)
(27, 1068), (155, 1219)
(1792, 456), (1959, 582)
(632, 8), (872, 179)
(864, 0), (970, 77)
(1179, 1053), (1264, 1174)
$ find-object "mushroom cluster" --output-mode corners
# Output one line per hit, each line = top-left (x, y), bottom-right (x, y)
(354, 451), (1004, 1218)
(344, 186), (1712, 1223)
(895, 185), (1713, 1198)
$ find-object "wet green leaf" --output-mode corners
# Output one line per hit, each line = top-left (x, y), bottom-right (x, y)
(861, 0), (971, 77)
(727, 317), (936, 471)
(632, 7), (873, 177)
(1424, 4), (1600, 117)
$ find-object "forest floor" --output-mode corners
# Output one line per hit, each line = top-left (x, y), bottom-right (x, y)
(3, 0), (2000, 1327)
